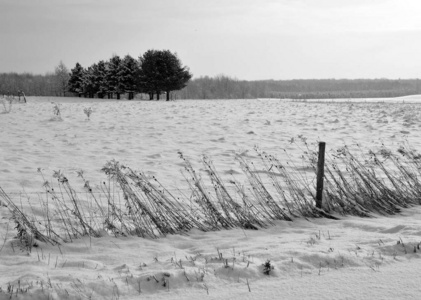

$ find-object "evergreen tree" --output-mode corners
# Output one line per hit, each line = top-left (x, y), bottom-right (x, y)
(68, 63), (85, 97)
(138, 50), (192, 101)
(106, 55), (124, 99)
(120, 55), (140, 100)
(138, 50), (161, 100)
(84, 65), (97, 98)
(95, 60), (108, 99)
(162, 51), (192, 100)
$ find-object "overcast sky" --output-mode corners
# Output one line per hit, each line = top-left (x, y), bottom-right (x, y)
(1, 0), (421, 80)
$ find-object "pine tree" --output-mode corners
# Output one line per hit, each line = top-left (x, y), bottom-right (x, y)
(162, 51), (192, 101)
(139, 50), (192, 101)
(95, 60), (108, 99)
(120, 55), (140, 100)
(84, 65), (97, 98)
(68, 63), (85, 97)
(138, 50), (161, 100)
(106, 55), (123, 99)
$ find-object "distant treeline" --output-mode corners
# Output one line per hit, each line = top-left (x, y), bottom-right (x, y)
(0, 72), (59, 96)
(1, 72), (420, 99)
(178, 76), (421, 99)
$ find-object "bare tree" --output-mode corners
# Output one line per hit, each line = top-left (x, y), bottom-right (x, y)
(54, 61), (70, 97)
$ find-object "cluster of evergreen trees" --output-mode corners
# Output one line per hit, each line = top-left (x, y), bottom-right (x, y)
(68, 50), (192, 101)
(2, 57), (420, 100)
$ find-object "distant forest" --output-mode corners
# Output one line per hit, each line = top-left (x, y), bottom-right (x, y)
(178, 76), (421, 99)
(1, 71), (420, 100)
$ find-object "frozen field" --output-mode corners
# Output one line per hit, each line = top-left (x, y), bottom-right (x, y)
(2, 95), (421, 193)
(1, 96), (421, 299)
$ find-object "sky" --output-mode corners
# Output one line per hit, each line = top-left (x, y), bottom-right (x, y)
(1, 0), (421, 80)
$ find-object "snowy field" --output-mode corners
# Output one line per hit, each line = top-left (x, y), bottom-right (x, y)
(1, 96), (421, 299)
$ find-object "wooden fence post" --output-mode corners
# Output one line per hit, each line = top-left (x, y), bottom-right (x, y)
(316, 142), (326, 209)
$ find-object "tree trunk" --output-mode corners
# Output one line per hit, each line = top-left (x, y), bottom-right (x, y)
(156, 91), (160, 100)
(129, 92), (134, 100)
(166, 91), (170, 101)
(149, 93), (154, 100)
(78, 93), (82, 98)
(117, 93), (120, 100)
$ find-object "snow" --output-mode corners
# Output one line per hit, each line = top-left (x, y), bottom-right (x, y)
(1, 96), (421, 299)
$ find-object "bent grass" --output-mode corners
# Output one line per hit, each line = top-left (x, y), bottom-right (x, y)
(1, 142), (421, 297)
(1, 142), (421, 247)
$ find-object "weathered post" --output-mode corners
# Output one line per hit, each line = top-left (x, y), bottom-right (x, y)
(316, 142), (326, 209)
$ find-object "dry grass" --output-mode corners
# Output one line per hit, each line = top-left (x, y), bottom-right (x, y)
(1, 143), (421, 245)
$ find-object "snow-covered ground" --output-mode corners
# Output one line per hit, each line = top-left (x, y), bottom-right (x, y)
(1, 96), (421, 299)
